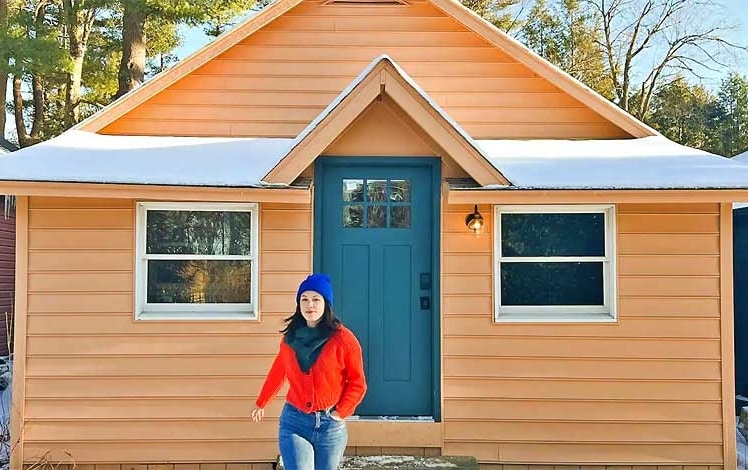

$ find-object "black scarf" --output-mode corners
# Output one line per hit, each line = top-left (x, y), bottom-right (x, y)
(285, 325), (333, 373)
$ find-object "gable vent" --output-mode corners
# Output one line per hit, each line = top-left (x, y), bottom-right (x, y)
(322, 0), (409, 5)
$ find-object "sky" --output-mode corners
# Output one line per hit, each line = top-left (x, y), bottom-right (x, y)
(4, 0), (748, 141)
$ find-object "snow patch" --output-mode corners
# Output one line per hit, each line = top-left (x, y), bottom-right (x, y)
(475, 136), (748, 189)
(0, 131), (296, 187)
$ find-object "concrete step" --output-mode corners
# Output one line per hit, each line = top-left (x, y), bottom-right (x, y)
(277, 455), (478, 469)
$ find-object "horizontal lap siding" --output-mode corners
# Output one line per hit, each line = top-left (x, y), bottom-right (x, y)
(0, 202), (14, 356)
(441, 203), (723, 465)
(100, 0), (629, 140)
(23, 197), (311, 463)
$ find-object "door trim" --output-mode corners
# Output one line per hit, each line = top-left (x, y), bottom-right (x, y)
(313, 156), (442, 421)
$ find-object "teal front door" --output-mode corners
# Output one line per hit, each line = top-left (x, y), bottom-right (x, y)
(314, 157), (438, 417)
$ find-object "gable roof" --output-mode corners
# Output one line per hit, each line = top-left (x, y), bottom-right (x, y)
(75, 0), (657, 138)
(263, 55), (510, 186)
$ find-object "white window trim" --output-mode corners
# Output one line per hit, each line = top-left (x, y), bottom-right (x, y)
(494, 204), (617, 323)
(135, 202), (259, 321)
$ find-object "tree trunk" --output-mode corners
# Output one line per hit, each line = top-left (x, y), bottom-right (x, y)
(30, 74), (43, 140)
(0, 72), (7, 142)
(62, 0), (96, 128)
(12, 74), (44, 148)
(115, 1), (147, 99)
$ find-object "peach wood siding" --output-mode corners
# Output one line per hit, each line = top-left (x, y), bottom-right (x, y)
(100, 0), (631, 140)
(441, 202), (725, 465)
(22, 196), (311, 464)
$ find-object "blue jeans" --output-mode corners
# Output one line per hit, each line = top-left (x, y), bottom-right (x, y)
(278, 402), (348, 470)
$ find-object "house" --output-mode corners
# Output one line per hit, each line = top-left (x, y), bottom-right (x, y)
(0, 138), (18, 358)
(0, 0), (746, 468)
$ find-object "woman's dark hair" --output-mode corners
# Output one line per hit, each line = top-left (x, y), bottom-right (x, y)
(281, 302), (341, 335)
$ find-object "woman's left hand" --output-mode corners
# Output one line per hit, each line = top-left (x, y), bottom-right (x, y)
(330, 410), (344, 421)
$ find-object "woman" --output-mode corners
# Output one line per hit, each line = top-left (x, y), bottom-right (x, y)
(251, 273), (367, 470)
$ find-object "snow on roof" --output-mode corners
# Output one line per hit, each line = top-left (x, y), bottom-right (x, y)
(3, 131), (748, 190)
(475, 136), (748, 189)
(732, 150), (748, 163)
(0, 130), (295, 187)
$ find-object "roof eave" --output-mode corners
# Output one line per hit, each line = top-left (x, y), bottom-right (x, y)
(0, 180), (311, 203)
(447, 185), (748, 204)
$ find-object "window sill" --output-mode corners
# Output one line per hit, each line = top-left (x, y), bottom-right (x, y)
(494, 312), (616, 323)
(136, 311), (258, 321)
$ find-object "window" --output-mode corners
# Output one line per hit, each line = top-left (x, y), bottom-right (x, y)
(494, 205), (616, 322)
(342, 178), (411, 228)
(136, 202), (259, 320)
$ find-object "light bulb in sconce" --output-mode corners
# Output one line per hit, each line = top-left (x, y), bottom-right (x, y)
(465, 204), (484, 233)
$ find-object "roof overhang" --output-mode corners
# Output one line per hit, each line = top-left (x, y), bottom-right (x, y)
(0, 131), (309, 201)
(0, 180), (310, 202)
(447, 186), (748, 204)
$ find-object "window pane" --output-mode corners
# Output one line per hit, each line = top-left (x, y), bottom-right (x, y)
(501, 213), (605, 257)
(147, 210), (250, 255)
(147, 260), (251, 304)
(391, 206), (411, 228)
(367, 180), (388, 202)
(368, 205), (387, 228)
(390, 180), (411, 202)
(343, 205), (363, 228)
(501, 262), (604, 306)
(343, 179), (364, 202)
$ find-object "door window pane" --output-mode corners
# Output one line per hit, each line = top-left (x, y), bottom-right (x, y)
(343, 179), (364, 202)
(343, 205), (364, 228)
(390, 180), (411, 202)
(367, 180), (388, 202)
(501, 213), (605, 257)
(500, 261), (604, 306)
(391, 206), (411, 228)
(368, 205), (387, 228)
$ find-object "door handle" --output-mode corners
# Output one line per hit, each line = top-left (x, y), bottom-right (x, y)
(420, 296), (430, 310)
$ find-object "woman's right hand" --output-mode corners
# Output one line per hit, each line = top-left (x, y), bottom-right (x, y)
(251, 408), (265, 422)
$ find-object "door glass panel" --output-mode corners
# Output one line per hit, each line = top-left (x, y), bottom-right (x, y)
(367, 180), (388, 202)
(343, 205), (364, 228)
(343, 179), (364, 202)
(342, 178), (412, 229)
(368, 205), (387, 228)
(391, 206), (411, 228)
(390, 180), (411, 202)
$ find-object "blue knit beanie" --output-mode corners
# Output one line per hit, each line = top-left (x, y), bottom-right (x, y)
(296, 273), (334, 306)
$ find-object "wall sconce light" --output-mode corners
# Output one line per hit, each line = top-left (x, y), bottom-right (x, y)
(465, 204), (484, 233)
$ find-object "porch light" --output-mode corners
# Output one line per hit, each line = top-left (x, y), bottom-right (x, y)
(465, 205), (484, 233)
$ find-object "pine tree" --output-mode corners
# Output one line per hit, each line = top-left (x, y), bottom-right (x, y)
(712, 72), (748, 157)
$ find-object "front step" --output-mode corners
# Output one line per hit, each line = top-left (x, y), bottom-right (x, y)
(277, 455), (478, 469)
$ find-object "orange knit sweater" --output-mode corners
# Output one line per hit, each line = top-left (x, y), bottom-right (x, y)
(255, 325), (367, 419)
